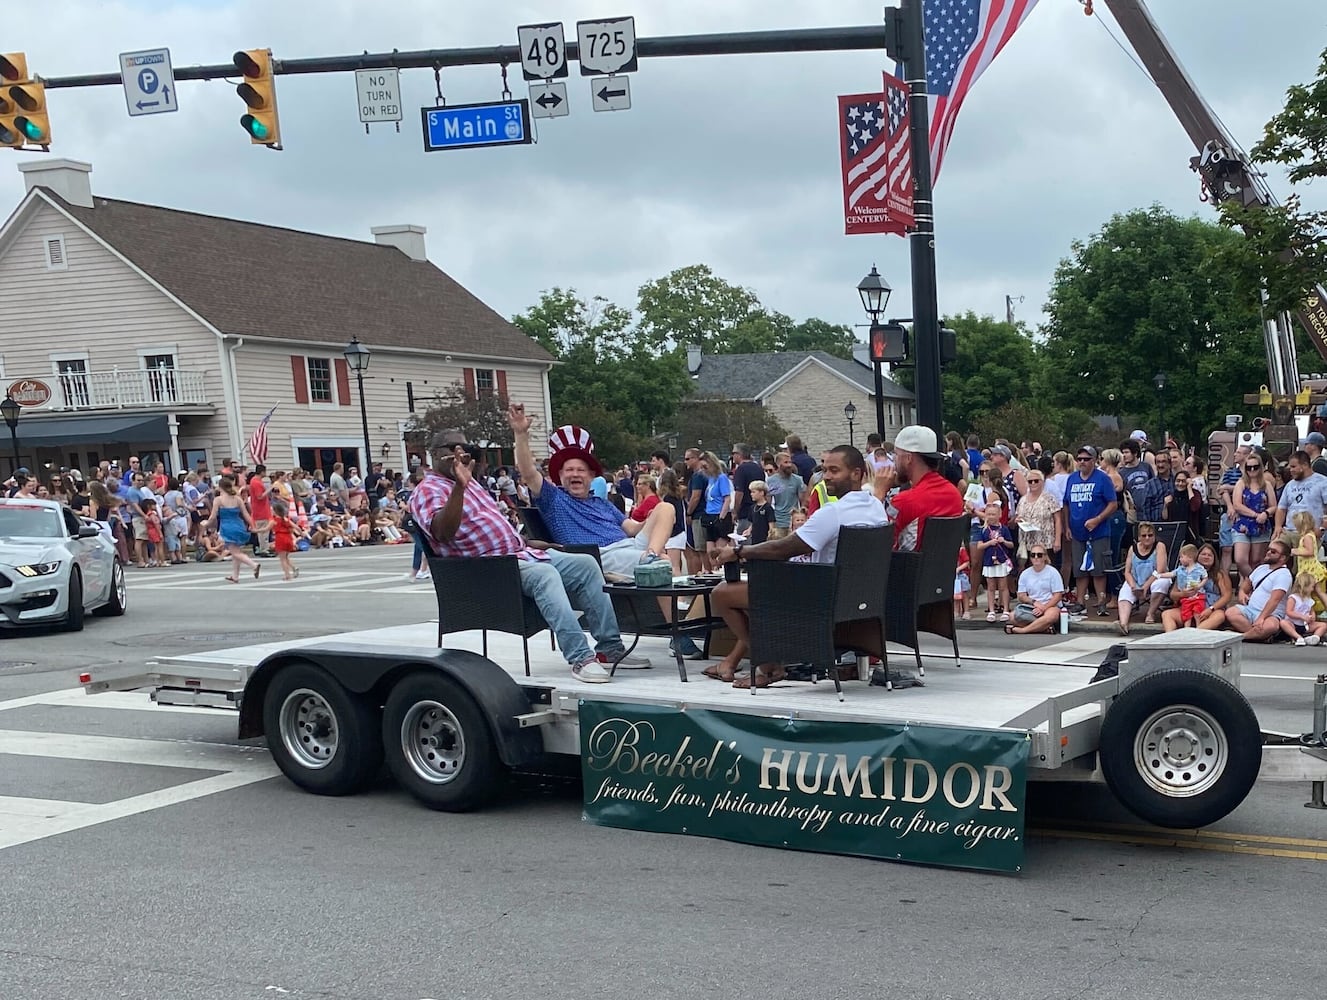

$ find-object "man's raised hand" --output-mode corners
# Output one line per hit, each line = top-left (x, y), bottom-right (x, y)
(507, 402), (533, 435)
(452, 453), (474, 489)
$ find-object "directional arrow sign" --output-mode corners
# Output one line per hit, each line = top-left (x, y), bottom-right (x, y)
(590, 75), (631, 113)
(120, 48), (179, 117)
(529, 81), (569, 119)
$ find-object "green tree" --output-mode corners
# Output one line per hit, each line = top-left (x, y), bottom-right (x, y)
(1038, 206), (1268, 445)
(783, 317), (859, 360)
(635, 264), (766, 354)
(894, 312), (1043, 433)
(971, 401), (1097, 456)
(406, 382), (512, 451)
(1218, 44), (1327, 314)
(670, 400), (789, 459)
(511, 289), (692, 441)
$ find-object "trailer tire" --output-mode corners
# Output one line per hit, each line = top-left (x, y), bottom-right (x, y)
(262, 661), (382, 796)
(382, 672), (502, 812)
(1100, 668), (1261, 829)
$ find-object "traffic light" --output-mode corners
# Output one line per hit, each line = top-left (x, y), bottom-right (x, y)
(869, 323), (909, 364)
(233, 48), (281, 147)
(0, 52), (50, 149)
(940, 326), (958, 364)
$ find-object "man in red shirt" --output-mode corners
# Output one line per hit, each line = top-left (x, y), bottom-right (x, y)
(875, 426), (963, 550)
(247, 464), (273, 556)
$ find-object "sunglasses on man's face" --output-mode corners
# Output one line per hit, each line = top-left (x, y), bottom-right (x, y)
(1076, 456), (1093, 462)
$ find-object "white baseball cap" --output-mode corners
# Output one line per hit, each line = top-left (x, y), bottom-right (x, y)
(893, 425), (942, 458)
(1129, 429), (1149, 442)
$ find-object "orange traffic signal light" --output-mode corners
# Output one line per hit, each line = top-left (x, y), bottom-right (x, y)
(233, 48), (281, 147)
(0, 52), (49, 149)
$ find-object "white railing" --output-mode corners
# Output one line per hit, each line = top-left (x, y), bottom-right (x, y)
(46, 369), (210, 410)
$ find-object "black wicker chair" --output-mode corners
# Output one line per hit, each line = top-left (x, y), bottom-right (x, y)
(884, 515), (967, 677)
(409, 524), (552, 677)
(747, 524), (893, 700)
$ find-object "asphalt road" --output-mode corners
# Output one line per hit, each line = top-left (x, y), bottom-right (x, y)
(2, 545), (1325, 1000)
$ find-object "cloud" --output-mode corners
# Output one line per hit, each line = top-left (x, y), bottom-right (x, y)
(4, 0), (1322, 342)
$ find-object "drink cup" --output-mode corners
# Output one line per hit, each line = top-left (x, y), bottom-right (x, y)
(724, 559), (741, 583)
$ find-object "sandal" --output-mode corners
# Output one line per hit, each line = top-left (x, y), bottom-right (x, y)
(733, 666), (786, 689)
(1003, 624), (1017, 635)
(254, 564), (262, 580)
(1117, 621), (1130, 635)
(224, 576), (238, 583)
(702, 665), (736, 682)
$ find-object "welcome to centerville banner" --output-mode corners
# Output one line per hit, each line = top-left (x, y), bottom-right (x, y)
(580, 701), (1030, 874)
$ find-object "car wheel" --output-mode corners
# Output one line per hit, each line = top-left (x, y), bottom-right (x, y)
(62, 570), (85, 632)
(94, 562), (127, 617)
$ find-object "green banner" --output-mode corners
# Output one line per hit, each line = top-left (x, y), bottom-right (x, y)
(580, 701), (1029, 873)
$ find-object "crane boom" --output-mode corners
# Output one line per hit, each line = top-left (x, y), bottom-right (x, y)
(1100, 0), (1327, 394)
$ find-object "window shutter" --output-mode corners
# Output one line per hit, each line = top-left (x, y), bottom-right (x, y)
(463, 367), (476, 398)
(496, 370), (508, 399)
(291, 356), (309, 404)
(334, 358), (351, 406)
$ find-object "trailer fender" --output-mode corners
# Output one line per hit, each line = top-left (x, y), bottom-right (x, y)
(239, 645), (545, 768)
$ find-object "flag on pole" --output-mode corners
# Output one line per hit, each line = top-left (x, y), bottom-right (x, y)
(246, 404), (277, 465)
(915, 0), (1041, 184)
(839, 74), (914, 236)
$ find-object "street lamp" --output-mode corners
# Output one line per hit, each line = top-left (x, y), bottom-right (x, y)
(1153, 372), (1168, 446)
(857, 265), (892, 440)
(343, 336), (372, 473)
(843, 401), (857, 449)
(1, 394), (20, 475)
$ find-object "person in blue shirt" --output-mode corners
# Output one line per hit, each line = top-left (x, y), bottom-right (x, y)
(1065, 446), (1118, 616)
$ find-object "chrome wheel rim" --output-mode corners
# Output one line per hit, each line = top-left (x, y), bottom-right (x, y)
(114, 564), (126, 608)
(401, 700), (465, 785)
(279, 688), (339, 770)
(1133, 704), (1227, 798)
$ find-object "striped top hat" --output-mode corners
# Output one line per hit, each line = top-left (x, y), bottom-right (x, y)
(547, 424), (604, 483)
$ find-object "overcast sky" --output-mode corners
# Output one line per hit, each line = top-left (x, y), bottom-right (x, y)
(4, 0), (1323, 340)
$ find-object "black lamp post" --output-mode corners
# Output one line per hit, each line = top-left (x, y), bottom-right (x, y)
(857, 264), (892, 439)
(1153, 371), (1168, 446)
(343, 336), (372, 473)
(844, 401), (857, 448)
(1, 394), (20, 475)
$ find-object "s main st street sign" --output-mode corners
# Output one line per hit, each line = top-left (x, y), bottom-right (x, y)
(420, 100), (534, 152)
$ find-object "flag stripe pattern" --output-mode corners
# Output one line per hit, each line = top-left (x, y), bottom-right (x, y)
(246, 405), (276, 465)
(918, 0), (1040, 183)
(839, 75), (914, 236)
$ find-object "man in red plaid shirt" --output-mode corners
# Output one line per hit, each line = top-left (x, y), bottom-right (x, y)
(410, 434), (648, 683)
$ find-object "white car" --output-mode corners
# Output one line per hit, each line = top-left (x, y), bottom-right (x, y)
(0, 497), (126, 631)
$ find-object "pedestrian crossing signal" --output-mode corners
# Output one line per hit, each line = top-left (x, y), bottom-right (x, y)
(233, 48), (281, 148)
(869, 323), (908, 363)
(0, 52), (50, 149)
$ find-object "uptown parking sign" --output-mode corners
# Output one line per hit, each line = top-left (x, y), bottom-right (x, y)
(421, 100), (534, 151)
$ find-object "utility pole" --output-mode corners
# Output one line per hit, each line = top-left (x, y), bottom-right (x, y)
(887, 0), (943, 438)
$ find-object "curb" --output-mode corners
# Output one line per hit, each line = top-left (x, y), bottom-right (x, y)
(956, 618), (1163, 636)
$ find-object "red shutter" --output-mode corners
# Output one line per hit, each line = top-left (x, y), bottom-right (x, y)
(334, 358), (351, 406)
(291, 356), (309, 404)
(496, 370), (508, 399)
(463, 367), (476, 398)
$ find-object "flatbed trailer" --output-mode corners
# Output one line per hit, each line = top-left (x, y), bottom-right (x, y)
(81, 622), (1327, 847)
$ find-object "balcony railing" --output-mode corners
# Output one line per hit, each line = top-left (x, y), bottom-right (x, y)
(28, 369), (211, 410)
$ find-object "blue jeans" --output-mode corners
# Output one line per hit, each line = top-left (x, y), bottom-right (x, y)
(518, 550), (625, 667)
(412, 538), (425, 573)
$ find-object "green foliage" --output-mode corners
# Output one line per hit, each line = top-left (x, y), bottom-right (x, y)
(552, 401), (651, 471)
(635, 264), (766, 354)
(892, 312), (1043, 434)
(672, 400), (789, 458)
(1216, 46), (1327, 315)
(1039, 206), (1268, 445)
(407, 383), (512, 451)
(970, 401), (1097, 457)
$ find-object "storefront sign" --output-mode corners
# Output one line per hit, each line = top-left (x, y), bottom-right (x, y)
(5, 379), (53, 407)
(580, 701), (1029, 873)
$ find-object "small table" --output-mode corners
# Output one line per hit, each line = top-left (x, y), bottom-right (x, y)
(603, 578), (724, 681)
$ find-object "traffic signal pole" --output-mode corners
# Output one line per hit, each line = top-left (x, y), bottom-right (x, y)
(40, 26), (892, 89)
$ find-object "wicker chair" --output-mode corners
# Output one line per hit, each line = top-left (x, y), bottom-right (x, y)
(409, 524), (552, 677)
(746, 524), (893, 700)
(884, 515), (967, 677)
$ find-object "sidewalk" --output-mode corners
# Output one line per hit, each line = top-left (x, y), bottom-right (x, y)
(955, 613), (1163, 636)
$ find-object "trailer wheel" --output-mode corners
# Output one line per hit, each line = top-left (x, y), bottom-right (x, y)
(382, 672), (502, 812)
(1100, 668), (1261, 829)
(262, 662), (382, 796)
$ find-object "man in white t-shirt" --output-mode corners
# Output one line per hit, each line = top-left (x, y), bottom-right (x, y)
(709, 445), (886, 688)
(1226, 539), (1293, 642)
(1007, 544), (1065, 634)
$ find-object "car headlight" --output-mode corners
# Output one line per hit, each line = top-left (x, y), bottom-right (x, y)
(14, 562), (61, 577)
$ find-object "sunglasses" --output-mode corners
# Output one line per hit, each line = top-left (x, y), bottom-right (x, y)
(1027, 477), (1043, 483)
(1076, 456), (1093, 462)
(1245, 464), (1262, 471)
(1029, 551), (1048, 558)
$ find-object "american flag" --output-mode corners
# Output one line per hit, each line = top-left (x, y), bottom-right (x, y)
(839, 75), (913, 237)
(916, 0), (1041, 183)
(246, 404), (277, 465)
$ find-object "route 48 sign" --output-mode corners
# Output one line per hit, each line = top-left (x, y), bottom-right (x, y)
(518, 22), (568, 80)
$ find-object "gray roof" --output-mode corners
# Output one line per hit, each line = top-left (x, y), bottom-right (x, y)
(690, 351), (913, 401)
